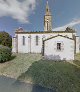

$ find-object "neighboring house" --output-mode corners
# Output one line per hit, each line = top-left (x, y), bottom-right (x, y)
(12, 1), (80, 60)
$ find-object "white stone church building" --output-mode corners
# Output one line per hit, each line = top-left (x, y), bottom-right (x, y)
(12, 2), (80, 60)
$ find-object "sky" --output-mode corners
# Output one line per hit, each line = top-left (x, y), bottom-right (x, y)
(0, 0), (80, 36)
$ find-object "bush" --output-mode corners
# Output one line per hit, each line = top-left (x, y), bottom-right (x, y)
(0, 45), (12, 63)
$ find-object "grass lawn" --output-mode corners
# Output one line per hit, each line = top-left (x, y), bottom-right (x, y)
(0, 53), (80, 92)
(0, 53), (42, 78)
(73, 53), (80, 66)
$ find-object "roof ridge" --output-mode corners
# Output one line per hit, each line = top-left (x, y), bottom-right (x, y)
(43, 34), (74, 41)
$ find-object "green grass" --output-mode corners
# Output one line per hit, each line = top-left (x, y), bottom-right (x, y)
(0, 53), (80, 92)
(0, 53), (42, 78)
(74, 53), (80, 66)
(75, 53), (80, 61)
(18, 60), (80, 92)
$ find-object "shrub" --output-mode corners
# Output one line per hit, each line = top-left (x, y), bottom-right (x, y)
(0, 45), (12, 63)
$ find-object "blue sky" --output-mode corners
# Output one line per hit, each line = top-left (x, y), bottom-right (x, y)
(0, 0), (80, 36)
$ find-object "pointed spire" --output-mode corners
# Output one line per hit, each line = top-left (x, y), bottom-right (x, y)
(47, 1), (48, 5)
(45, 1), (51, 15)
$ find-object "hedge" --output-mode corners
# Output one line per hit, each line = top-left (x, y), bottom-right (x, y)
(0, 45), (12, 63)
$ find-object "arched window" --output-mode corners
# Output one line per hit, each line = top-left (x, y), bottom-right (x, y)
(22, 36), (25, 45)
(28, 35), (31, 53)
(36, 36), (39, 46)
(47, 20), (48, 31)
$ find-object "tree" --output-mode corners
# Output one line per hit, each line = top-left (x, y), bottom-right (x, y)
(0, 31), (12, 48)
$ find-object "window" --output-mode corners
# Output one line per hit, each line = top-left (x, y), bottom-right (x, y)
(42, 35), (46, 40)
(23, 36), (25, 45)
(47, 20), (48, 31)
(36, 36), (39, 46)
(47, 8), (48, 12)
(57, 43), (61, 50)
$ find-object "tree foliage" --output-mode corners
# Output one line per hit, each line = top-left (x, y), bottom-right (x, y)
(0, 31), (12, 48)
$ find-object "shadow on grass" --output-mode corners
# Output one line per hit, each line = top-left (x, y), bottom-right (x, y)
(17, 59), (80, 92)
(17, 59), (56, 92)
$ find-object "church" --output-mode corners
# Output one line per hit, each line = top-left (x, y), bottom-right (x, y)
(12, 1), (80, 60)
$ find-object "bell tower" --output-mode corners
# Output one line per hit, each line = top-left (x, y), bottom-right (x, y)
(44, 1), (52, 32)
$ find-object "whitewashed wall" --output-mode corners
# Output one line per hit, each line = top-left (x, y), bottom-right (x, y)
(12, 32), (74, 53)
(76, 36), (80, 53)
(18, 34), (29, 53)
(44, 36), (74, 60)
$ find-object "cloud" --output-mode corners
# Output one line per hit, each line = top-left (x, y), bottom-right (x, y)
(0, 0), (36, 23)
(53, 19), (80, 31)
